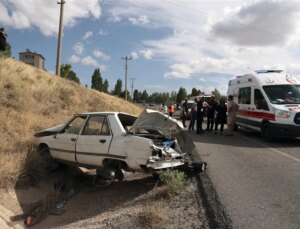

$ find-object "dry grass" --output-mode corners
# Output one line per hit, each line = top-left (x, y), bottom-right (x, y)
(0, 58), (143, 188)
(139, 200), (168, 228)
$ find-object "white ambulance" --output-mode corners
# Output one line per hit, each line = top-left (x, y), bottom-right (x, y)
(227, 70), (300, 141)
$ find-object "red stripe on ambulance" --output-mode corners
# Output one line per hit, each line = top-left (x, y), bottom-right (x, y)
(237, 110), (275, 121)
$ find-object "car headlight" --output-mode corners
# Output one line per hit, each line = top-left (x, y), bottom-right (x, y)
(274, 108), (292, 119)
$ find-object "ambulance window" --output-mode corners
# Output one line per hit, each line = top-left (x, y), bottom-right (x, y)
(254, 89), (269, 110)
(238, 87), (251, 104)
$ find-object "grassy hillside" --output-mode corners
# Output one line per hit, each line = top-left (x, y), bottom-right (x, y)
(0, 58), (143, 188)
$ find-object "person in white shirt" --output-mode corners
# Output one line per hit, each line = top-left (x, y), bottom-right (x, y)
(226, 95), (239, 136)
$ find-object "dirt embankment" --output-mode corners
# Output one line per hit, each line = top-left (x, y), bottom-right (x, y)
(0, 58), (143, 188)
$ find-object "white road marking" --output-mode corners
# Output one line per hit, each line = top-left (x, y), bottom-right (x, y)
(240, 134), (300, 163)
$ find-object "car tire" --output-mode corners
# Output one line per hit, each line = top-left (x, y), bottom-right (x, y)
(115, 169), (124, 181)
(39, 147), (60, 171)
(261, 123), (275, 142)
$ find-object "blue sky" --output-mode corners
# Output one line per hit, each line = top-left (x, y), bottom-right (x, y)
(2, 0), (300, 95)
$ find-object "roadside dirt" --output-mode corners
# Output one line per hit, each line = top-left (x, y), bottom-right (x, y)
(0, 165), (209, 229)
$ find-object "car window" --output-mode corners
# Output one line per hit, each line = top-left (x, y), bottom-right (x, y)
(82, 115), (111, 135)
(64, 116), (86, 134)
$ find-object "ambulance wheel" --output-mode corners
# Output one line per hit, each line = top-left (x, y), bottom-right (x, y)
(261, 123), (275, 142)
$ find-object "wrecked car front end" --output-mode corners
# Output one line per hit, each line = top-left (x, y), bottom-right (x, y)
(130, 109), (206, 172)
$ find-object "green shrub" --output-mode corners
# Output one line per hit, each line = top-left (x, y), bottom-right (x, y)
(160, 169), (187, 196)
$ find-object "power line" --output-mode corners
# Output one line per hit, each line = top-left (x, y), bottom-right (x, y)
(56, 0), (65, 76)
(121, 56), (132, 101)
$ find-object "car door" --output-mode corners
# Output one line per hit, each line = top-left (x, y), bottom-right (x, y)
(253, 88), (271, 120)
(237, 86), (252, 121)
(50, 115), (87, 162)
(75, 115), (112, 166)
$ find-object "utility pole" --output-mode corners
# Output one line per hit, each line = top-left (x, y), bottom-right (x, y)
(129, 77), (136, 102)
(121, 56), (132, 101)
(56, 0), (65, 76)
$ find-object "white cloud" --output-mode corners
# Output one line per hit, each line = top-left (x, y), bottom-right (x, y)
(209, 1), (300, 46)
(99, 64), (108, 72)
(98, 29), (108, 36)
(81, 56), (98, 67)
(73, 42), (84, 55)
(68, 55), (80, 64)
(82, 31), (93, 40)
(108, 9), (122, 22)
(104, 0), (300, 86)
(93, 50), (111, 61)
(131, 51), (139, 60)
(139, 49), (153, 60)
(129, 15), (149, 25)
(0, 0), (102, 36)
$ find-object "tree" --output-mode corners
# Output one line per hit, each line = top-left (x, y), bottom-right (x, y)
(141, 90), (149, 102)
(191, 88), (201, 97)
(211, 88), (221, 100)
(103, 79), (109, 93)
(112, 79), (122, 96)
(67, 71), (80, 84)
(60, 64), (80, 84)
(121, 90), (131, 100)
(191, 88), (198, 97)
(133, 89), (139, 103)
(91, 68), (102, 91)
(176, 87), (187, 104)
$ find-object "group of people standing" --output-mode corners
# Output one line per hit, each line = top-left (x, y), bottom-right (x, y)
(182, 95), (238, 136)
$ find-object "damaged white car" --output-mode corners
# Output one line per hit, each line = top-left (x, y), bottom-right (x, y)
(35, 109), (206, 181)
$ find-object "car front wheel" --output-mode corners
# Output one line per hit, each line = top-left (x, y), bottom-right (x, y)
(261, 123), (275, 142)
(39, 147), (60, 171)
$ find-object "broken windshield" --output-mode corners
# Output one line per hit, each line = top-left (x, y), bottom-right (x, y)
(263, 85), (300, 104)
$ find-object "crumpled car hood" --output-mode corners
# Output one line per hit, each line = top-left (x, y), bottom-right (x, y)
(34, 124), (65, 137)
(130, 109), (183, 136)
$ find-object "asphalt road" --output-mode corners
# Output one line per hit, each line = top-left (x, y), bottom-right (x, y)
(191, 126), (300, 229)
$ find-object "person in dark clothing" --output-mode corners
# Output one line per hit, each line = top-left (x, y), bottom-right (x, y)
(206, 96), (217, 131)
(188, 103), (197, 131)
(196, 96), (204, 134)
(181, 97), (189, 128)
(214, 99), (227, 135)
(0, 28), (7, 52)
